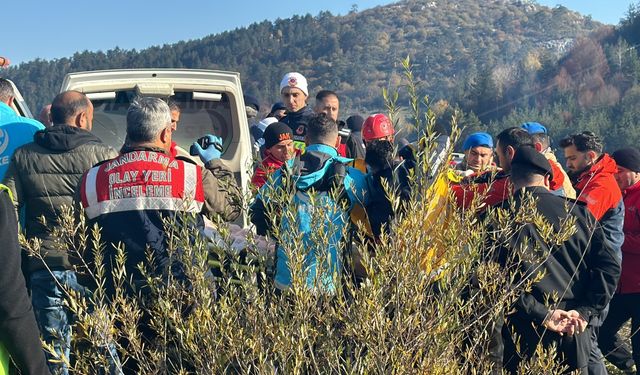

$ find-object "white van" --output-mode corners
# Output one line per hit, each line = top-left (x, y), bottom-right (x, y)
(60, 69), (253, 225)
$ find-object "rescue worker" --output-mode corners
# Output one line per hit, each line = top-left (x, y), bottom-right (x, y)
(452, 127), (533, 210)
(279, 72), (314, 153)
(560, 131), (624, 374)
(520, 122), (576, 199)
(488, 146), (620, 374)
(250, 113), (367, 292)
(0, 78), (45, 180)
(599, 148), (640, 375)
(78, 97), (241, 297)
(455, 132), (495, 176)
(251, 122), (294, 189)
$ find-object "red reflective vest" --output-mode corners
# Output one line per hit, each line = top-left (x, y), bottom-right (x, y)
(80, 150), (205, 219)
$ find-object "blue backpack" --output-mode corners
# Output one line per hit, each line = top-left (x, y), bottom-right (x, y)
(273, 158), (350, 292)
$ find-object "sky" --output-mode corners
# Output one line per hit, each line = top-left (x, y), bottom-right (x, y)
(3, 0), (638, 66)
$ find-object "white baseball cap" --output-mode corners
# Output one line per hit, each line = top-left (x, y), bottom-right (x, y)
(279, 72), (308, 96)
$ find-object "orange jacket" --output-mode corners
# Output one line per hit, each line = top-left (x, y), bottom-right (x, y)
(573, 154), (622, 221)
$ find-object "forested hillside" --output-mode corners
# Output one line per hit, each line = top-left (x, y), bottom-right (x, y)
(4, 0), (640, 150)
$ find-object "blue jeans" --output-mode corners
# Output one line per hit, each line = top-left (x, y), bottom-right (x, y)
(31, 269), (122, 375)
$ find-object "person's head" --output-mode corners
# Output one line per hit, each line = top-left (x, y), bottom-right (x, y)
(346, 115), (364, 132)
(495, 127), (534, 172)
(362, 114), (395, 144)
(462, 132), (494, 172)
(244, 94), (260, 121)
(559, 131), (604, 177)
(612, 148), (640, 190)
(262, 122), (294, 162)
(305, 113), (339, 148)
(0, 78), (14, 105)
(38, 104), (52, 127)
(314, 90), (340, 122)
(50, 91), (94, 130)
(510, 146), (553, 190)
(167, 100), (181, 131)
(126, 97), (172, 152)
(280, 72), (308, 113)
(521, 122), (550, 152)
(364, 139), (394, 173)
(269, 102), (287, 120)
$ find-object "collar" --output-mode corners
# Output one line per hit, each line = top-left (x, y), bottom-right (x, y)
(120, 145), (170, 155)
(305, 143), (338, 157)
(513, 185), (550, 195)
(0, 101), (14, 115)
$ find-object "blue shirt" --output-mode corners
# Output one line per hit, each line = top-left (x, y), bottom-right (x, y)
(0, 102), (45, 180)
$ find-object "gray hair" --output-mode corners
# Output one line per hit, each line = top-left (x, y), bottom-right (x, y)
(0, 78), (14, 102)
(126, 97), (171, 143)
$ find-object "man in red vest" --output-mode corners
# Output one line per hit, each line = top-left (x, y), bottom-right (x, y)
(78, 97), (241, 297)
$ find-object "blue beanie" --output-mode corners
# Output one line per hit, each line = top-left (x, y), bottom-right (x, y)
(521, 122), (547, 135)
(463, 132), (493, 151)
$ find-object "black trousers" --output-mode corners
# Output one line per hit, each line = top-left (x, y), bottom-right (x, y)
(599, 293), (640, 374)
(501, 314), (590, 374)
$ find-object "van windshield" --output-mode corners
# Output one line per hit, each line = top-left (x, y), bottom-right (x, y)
(90, 90), (234, 152)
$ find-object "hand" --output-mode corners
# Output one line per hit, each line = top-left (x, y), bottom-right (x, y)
(543, 309), (572, 335)
(562, 310), (588, 336)
(192, 135), (223, 163)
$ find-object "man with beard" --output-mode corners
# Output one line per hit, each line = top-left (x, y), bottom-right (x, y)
(560, 131), (624, 375)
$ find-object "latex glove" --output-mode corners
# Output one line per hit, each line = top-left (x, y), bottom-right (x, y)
(192, 135), (223, 163)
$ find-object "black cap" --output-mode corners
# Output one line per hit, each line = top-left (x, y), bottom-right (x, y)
(511, 146), (553, 178)
(263, 122), (293, 149)
(346, 115), (364, 131)
(612, 148), (640, 172)
(270, 102), (286, 113)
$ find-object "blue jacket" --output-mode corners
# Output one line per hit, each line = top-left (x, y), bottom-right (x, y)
(250, 143), (366, 291)
(0, 102), (45, 180)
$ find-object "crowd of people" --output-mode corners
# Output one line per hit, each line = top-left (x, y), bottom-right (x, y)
(0, 65), (638, 375)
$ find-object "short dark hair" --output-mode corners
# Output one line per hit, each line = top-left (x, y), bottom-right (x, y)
(306, 113), (338, 145)
(511, 166), (544, 186)
(0, 78), (14, 102)
(530, 132), (550, 149)
(365, 139), (394, 172)
(559, 131), (603, 154)
(50, 91), (91, 124)
(315, 90), (339, 102)
(496, 127), (534, 150)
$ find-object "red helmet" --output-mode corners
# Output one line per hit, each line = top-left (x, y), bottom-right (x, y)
(362, 114), (394, 141)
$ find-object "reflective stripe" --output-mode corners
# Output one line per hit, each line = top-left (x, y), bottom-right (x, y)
(183, 162), (197, 202)
(84, 166), (100, 208)
(84, 196), (203, 220)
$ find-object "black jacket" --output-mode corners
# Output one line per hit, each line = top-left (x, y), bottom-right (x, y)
(365, 160), (412, 239)
(280, 106), (314, 143)
(0, 188), (51, 375)
(2, 125), (117, 272)
(495, 186), (620, 324)
(345, 131), (366, 160)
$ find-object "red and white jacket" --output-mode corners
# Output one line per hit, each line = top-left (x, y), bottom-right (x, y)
(80, 149), (205, 220)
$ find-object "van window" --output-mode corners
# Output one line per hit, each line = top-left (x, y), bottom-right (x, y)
(90, 90), (234, 152)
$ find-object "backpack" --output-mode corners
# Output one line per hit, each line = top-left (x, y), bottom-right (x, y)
(274, 157), (350, 292)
